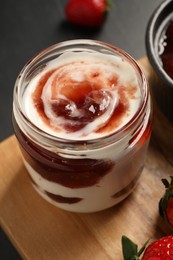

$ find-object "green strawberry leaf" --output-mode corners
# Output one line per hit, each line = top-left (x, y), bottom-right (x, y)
(161, 178), (170, 188)
(121, 236), (138, 260)
(122, 236), (149, 260)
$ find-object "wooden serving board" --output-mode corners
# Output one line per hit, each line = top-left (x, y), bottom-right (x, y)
(0, 57), (173, 260)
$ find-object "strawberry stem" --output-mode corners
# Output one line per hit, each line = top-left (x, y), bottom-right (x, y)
(106, 0), (112, 9)
(137, 239), (149, 257)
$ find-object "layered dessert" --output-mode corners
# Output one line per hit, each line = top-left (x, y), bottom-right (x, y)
(13, 43), (152, 212)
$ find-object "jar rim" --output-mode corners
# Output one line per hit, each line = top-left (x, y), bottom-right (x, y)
(13, 39), (149, 146)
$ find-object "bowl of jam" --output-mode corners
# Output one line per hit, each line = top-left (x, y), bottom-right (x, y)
(146, 0), (173, 163)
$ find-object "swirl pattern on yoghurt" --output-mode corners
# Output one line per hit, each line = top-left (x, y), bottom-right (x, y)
(24, 52), (141, 139)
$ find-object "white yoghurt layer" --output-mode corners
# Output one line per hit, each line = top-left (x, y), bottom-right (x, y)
(23, 51), (141, 140)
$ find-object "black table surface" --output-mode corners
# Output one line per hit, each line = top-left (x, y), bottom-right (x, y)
(0, 0), (163, 259)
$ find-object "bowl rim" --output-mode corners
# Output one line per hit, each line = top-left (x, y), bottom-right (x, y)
(145, 0), (173, 89)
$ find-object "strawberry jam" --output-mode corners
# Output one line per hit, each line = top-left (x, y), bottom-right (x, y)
(13, 119), (113, 189)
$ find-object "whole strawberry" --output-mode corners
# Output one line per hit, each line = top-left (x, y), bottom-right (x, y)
(65, 0), (110, 27)
(122, 235), (173, 259)
(159, 176), (173, 229)
(142, 236), (173, 259)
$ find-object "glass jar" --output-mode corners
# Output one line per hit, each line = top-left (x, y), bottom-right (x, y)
(13, 40), (152, 213)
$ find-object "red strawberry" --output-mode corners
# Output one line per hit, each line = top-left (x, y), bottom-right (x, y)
(159, 177), (173, 229)
(122, 235), (173, 259)
(142, 236), (173, 259)
(65, 0), (110, 27)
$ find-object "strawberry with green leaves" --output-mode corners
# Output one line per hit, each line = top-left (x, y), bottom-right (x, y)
(65, 0), (110, 27)
(122, 235), (173, 259)
(159, 176), (173, 229)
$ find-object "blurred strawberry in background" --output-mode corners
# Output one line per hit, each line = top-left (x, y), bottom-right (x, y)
(65, 0), (110, 27)
(159, 176), (173, 229)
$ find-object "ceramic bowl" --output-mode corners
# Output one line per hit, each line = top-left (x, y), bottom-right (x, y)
(146, 0), (173, 163)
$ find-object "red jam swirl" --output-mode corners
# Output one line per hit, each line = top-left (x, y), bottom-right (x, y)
(31, 61), (138, 135)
